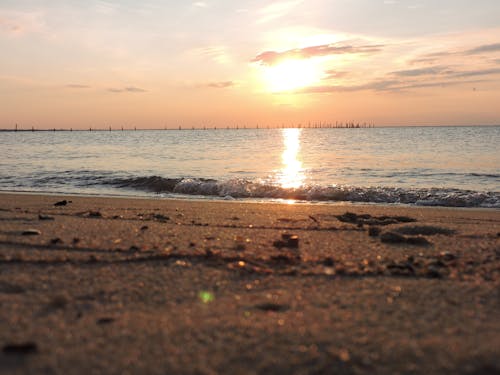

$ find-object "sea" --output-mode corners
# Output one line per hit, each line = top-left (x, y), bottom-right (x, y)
(0, 126), (499, 208)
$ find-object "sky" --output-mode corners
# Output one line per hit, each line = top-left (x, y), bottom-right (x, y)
(1, 0), (500, 129)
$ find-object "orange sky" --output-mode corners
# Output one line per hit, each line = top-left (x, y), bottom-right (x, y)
(1, 1), (500, 129)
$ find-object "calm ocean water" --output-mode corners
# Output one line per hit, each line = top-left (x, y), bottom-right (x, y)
(0, 126), (499, 207)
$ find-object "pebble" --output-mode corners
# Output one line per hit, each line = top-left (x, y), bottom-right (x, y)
(380, 232), (406, 243)
(440, 251), (457, 261)
(368, 226), (381, 237)
(54, 200), (69, 206)
(406, 236), (432, 246)
(3, 342), (38, 355)
(88, 211), (102, 218)
(97, 317), (115, 325)
(22, 229), (41, 236)
(38, 214), (54, 221)
(254, 303), (290, 312)
(50, 238), (63, 245)
(274, 233), (299, 248)
(427, 265), (443, 278)
(323, 257), (335, 267)
(152, 214), (169, 221)
(49, 294), (68, 309)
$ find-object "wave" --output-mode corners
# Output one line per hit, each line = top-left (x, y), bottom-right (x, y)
(107, 176), (500, 208)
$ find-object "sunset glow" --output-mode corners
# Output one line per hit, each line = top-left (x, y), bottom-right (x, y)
(0, 1), (499, 128)
(262, 59), (322, 92)
(279, 128), (305, 189)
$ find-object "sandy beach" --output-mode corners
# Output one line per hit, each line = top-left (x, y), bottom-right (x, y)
(0, 192), (499, 374)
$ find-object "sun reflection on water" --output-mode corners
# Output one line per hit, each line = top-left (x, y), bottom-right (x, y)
(279, 128), (305, 189)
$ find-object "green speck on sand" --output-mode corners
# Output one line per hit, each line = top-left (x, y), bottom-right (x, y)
(198, 291), (215, 304)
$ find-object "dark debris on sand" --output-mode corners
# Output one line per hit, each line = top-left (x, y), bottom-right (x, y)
(336, 212), (417, 226)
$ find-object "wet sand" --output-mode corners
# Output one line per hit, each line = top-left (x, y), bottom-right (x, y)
(0, 192), (499, 374)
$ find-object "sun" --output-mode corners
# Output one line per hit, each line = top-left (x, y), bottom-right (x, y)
(262, 59), (321, 92)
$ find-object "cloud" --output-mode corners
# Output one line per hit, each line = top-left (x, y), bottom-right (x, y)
(204, 81), (235, 88)
(299, 78), (486, 94)
(452, 68), (500, 78)
(194, 46), (232, 65)
(108, 86), (147, 93)
(252, 42), (383, 66)
(0, 17), (22, 34)
(465, 43), (500, 55)
(391, 65), (500, 79)
(66, 84), (90, 89)
(391, 66), (449, 77)
(0, 10), (45, 36)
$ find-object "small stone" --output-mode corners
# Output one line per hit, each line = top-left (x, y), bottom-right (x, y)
(3, 342), (38, 355)
(368, 226), (381, 237)
(427, 265), (443, 278)
(72, 237), (81, 244)
(323, 257), (335, 267)
(273, 240), (287, 248)
(338, 349), (351, 362)
(22, 229), (41, 236)
(254, 303), (290, 312)
(380, 231), (406, 243)
(406, 236), (432, 246)
(97, 317), (115, 325)
(88, 211), (102, 218)
(336, 212), (359, 223)
(0, 281), (26, 294)
(50, 238), (63, 245)
(140, 225), (149, 231)
(38, 214), (54, 221)
(440, 251), (457, 261)
(49, 294), (68, 309)
(152, 214), (169, 221)
(278, 234), (299, 248)
(287, 235), (299, 248)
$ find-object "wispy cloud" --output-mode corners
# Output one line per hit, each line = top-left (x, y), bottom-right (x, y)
(465, 43), (500, 55)
(66, 84), (90, 89)
(204, 81), (235, 88)
(108, 86), (147, 93)
(193, 45), (232, 65)
(391, 66), (450, 77)
(300, 78), (486, 94)
(0, 10), (45, 36)
(252, 42), (383, 66)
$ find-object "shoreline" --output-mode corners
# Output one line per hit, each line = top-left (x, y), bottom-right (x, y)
(1, 192), (499, 374)
(1, 189), (499, 211)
